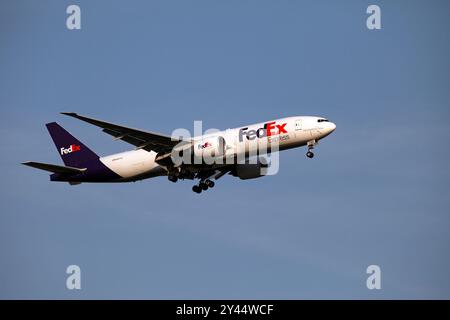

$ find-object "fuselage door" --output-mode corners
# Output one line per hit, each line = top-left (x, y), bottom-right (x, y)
(295, 119), (302, 131)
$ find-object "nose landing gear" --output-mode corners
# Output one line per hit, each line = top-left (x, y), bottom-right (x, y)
(306, 139), (317, 159)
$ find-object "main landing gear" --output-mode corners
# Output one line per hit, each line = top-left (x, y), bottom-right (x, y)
(168, 167), (185, 183)
(192, 179), (215, 194)
(306, 140), (316, 159)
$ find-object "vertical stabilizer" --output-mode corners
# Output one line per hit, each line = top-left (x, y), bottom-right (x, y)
(45, 122), (99, 167)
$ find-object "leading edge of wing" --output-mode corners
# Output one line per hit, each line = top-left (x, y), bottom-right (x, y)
(60, 112), (175, 140)
(61, 112), (188, 152)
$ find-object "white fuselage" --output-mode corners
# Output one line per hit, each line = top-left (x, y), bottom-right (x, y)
(97, 116), (336, 181)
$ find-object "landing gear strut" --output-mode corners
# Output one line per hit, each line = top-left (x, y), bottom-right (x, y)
(306, 140), (316, 159)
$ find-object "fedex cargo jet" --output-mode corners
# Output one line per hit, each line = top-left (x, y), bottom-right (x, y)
(22, 113), (336, 193)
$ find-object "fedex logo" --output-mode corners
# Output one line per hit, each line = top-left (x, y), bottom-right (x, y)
(60, 144), (81, 155)
(198, 141), (212, 149)
(239, 121), (287, 142)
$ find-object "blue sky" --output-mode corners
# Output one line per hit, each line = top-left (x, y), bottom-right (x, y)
(1, 0), (449, 299)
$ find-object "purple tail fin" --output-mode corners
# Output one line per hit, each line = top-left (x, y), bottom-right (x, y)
(46, 122), (99, 167)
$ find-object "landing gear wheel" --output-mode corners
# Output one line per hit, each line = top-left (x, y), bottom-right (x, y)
(168, 176), (178, 182)
(306, 151), (314, 158)
(205, 179), (215, 188)
(200, 182), (208, 191)
(192, 185), (202, 193)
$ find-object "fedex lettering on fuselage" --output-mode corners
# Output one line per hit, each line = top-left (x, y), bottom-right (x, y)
(198, 141), (212, 149)
(238, 121), (287, 142)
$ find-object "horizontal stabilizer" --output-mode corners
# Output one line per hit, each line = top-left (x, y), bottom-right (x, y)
(22, 161), (86, 174)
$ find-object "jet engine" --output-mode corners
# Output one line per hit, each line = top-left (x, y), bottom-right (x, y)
(232, 158), (270, 180)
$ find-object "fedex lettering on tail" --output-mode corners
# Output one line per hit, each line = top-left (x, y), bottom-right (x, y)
(60, 144), (81, 155)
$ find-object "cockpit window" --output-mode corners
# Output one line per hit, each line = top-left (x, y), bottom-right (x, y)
(318, 119), (329, 123)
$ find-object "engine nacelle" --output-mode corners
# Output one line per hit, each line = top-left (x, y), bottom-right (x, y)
(234, 159), (269, 180)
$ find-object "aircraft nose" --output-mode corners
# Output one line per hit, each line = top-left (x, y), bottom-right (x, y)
(319, 121), (336, 137)
(329, 122), (336, 132)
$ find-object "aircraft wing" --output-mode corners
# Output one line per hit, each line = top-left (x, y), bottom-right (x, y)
(61, 112), (187, 154)
(22, 161), (87, 174)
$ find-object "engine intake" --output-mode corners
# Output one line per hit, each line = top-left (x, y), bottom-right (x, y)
(233, 158), (269, 180)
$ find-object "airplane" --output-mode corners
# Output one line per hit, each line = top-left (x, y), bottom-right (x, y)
(22, 113), (336, 193)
